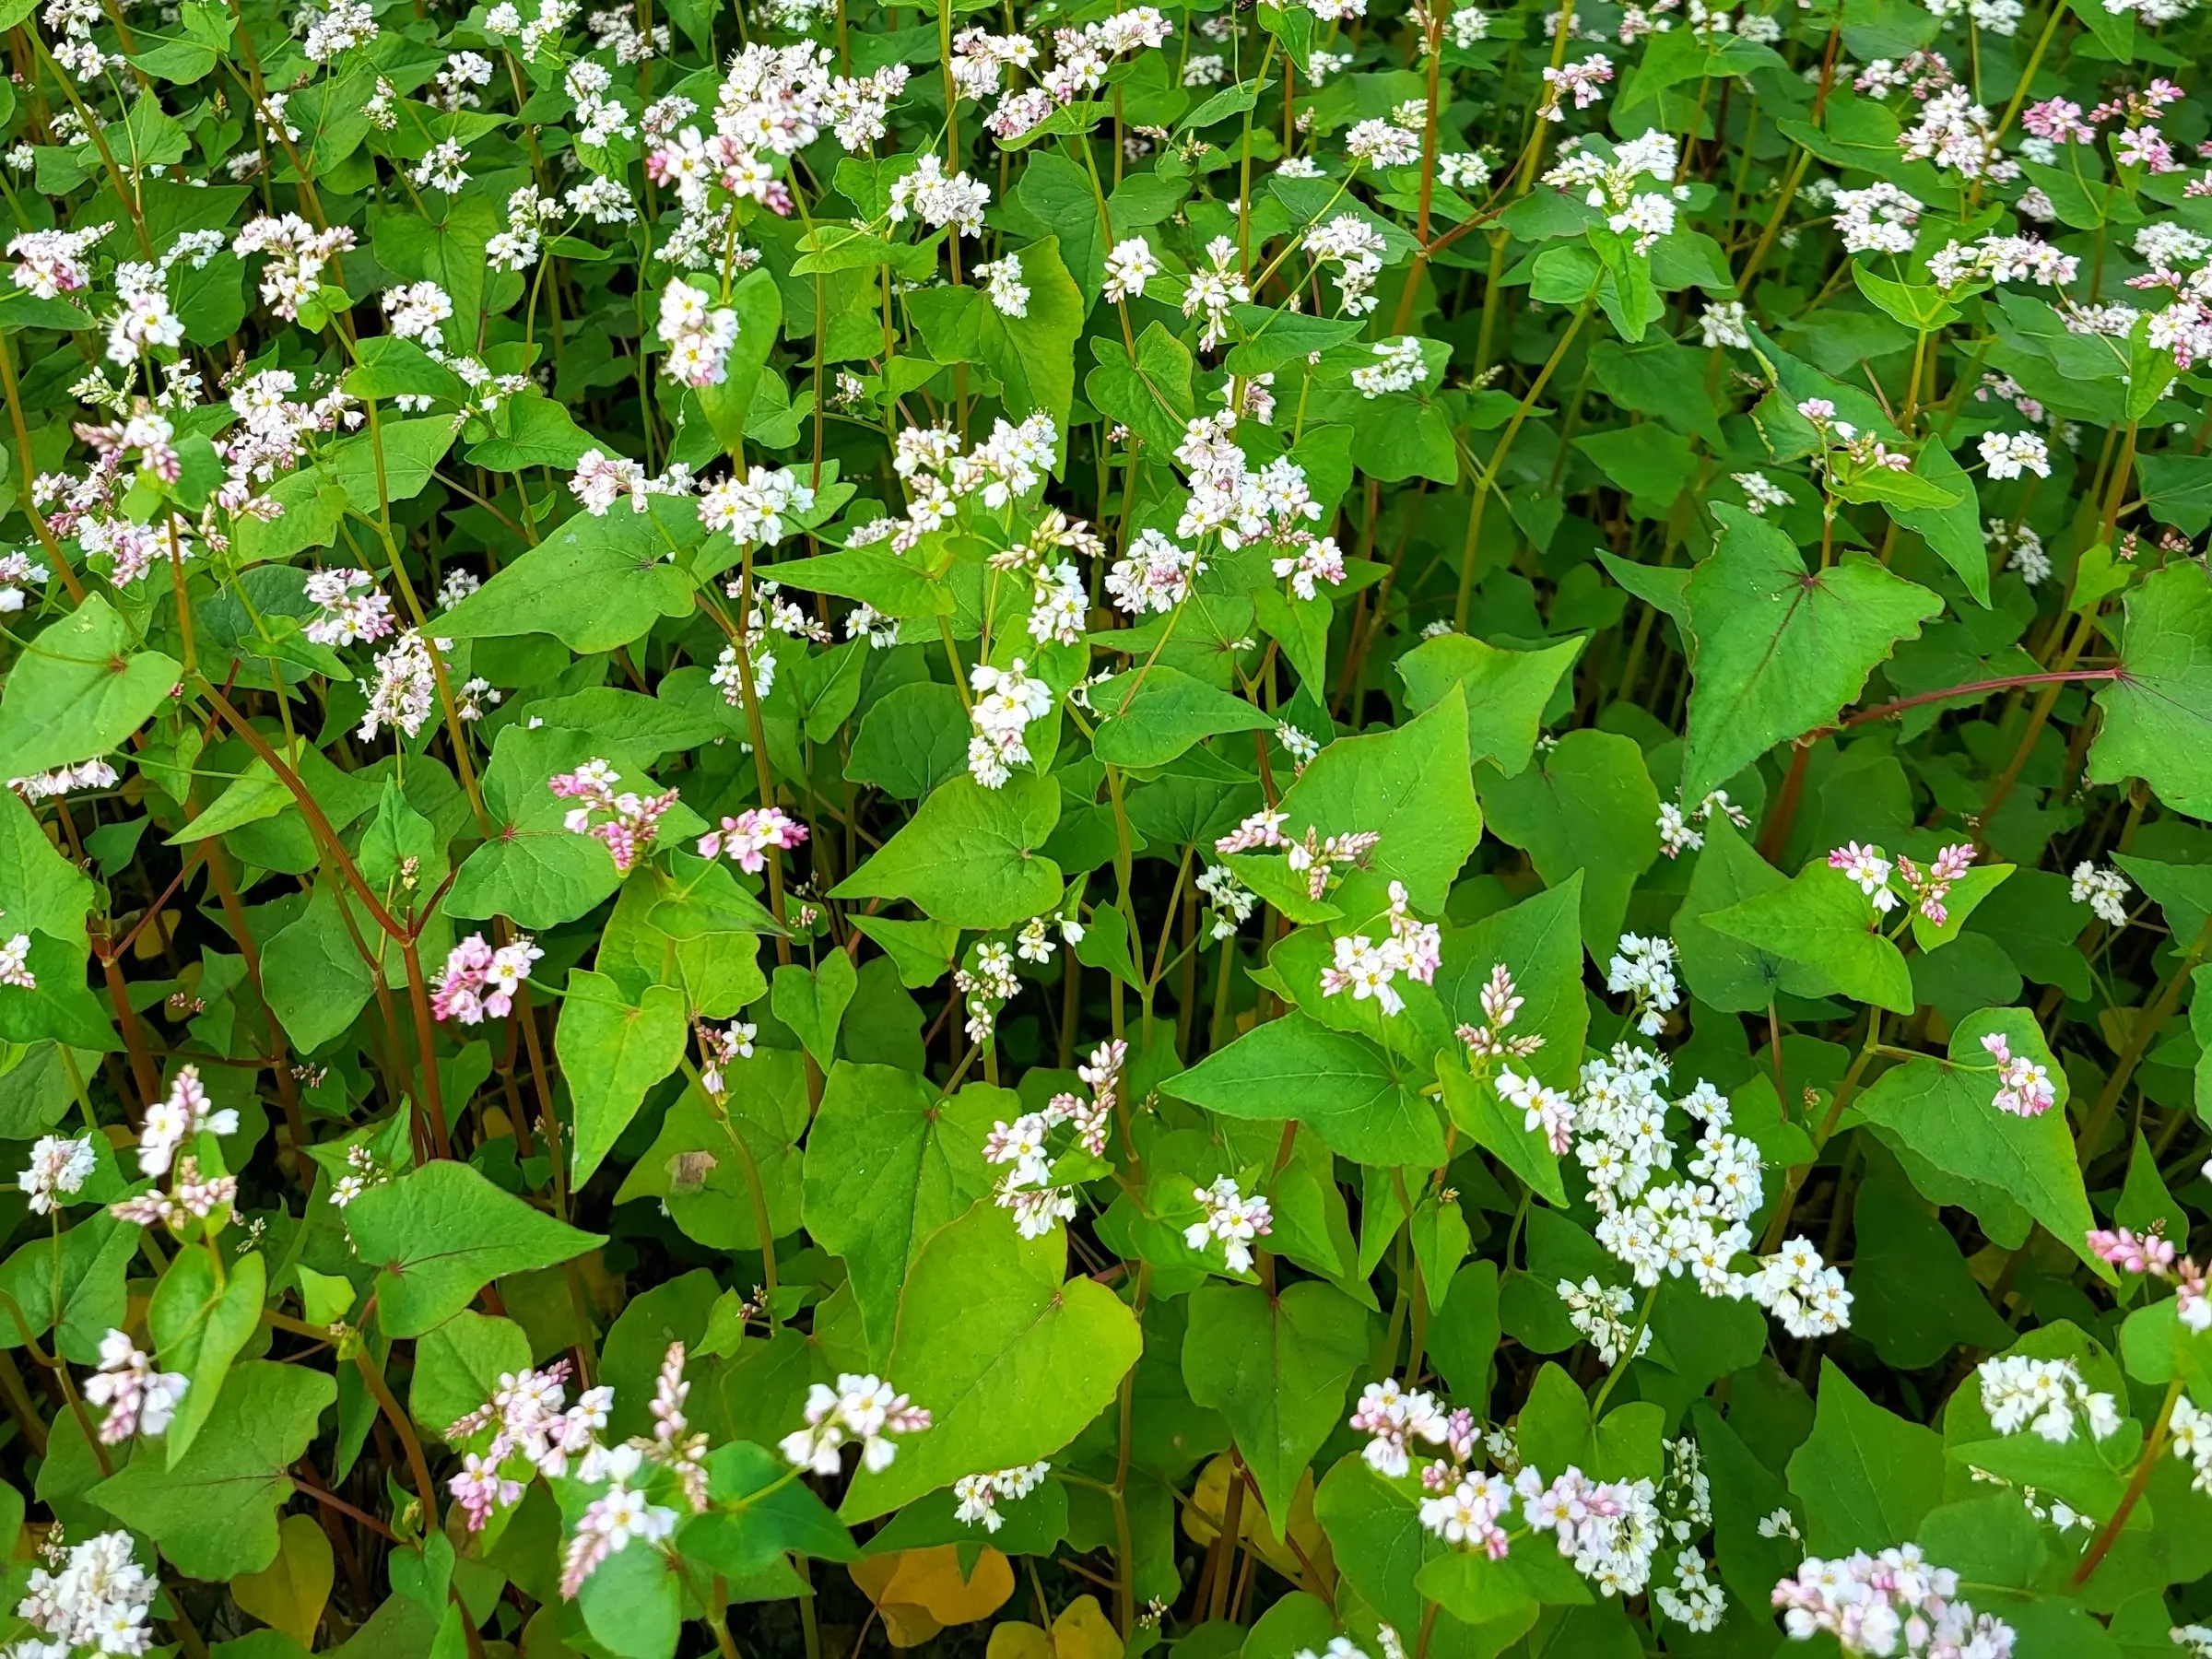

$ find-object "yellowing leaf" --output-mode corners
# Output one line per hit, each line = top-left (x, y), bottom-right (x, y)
(229, 1513), (333, 1648)
(850, 1545), (1015, 1646)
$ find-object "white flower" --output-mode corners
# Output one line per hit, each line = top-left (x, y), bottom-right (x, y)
(1980, 430), (2052, 479)
(952, 1462), (1051, 1531)
(2069, 861), (2130, 927)
(975, 253), (1029, 317)
(1103, 237), (1159, 302)
(780, 1372), (932, 1476)
(1977, 1354), (2120, 1444)
(19, 1135), (94, 1214)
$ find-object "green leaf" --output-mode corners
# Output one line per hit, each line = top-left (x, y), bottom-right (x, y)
(1853, 1006), (2106, 1277)
(556, 969), (688, 1187)
(1785, 1359), (1943, 1555)
(2089, 561), (2212, 818)
(830, 773), (1065, 930)
(435, 500), (700, 653)
(1680, 506), (1942, 802)
(1277, 688), (1483, 913)
(679, 1441), (857, 1582)
(1706, 860), (1915, 1014)
(1181, 1279), (1371, 1530)
(974, 238), (1085, 433)
(90, 1362), (337, 1579)
(0, 788), (95, 942)
(771, 952), (857, 1069)
(840, 1206), (1142, 1519)
(1091, 666), (1275, 769)
(1477, 730), (1661, 955)
(0, 1212), (136, 1363)
(1674, 818), (1816, 1012)
(1395, 634), (1581, 774)
(1165, 1011), (1445, 1167)
(147, 1248), (265, 1465)
(613, 1063), (807, 1253)
(801, 1064), (1002, 1359)
(261, 883), (377, 1052)
(0, 596), (182, 780)
(346, 1160), (605, 1338)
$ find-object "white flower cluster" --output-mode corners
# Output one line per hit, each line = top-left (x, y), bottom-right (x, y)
(1976, 1355), (2121, 1443)
(780, 1372), (931, 1476)
(1605, 933), (1679, 1036)
(986, 1041), (1124, 1238)
(1656, 789), (1752, 856)
(888, 154), (993, 236)
(953, 1462), (1052, 1531)
(967, 658), (1055, 790)
(1184, 1175), (1273, 1273)
(16, 1531), (157, 1656)
(1319, 880), (1441, 1017)
(303, 567), (395, 648)
(1833, 182), (1922, 254)
(883, 414), (1056, 551)
(1304, 214), (1389, 316)
(2070, 861), (2131, 926)
(1559, 1275), (1650, 1363)
(1351, 337), (1427, 398)
(1772, 1545), (2018, 1656)
(658, 277), (741, 387)
(18, 1135), (94, 1214)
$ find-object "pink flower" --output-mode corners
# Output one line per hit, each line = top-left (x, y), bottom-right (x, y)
(1981, 1030), (2056, 1117)
(697, 806), (807, 872)
(2086, 1225), (2178, 1278)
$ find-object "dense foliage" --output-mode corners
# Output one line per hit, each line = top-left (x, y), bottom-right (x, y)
(2, 0), (2212, 1651)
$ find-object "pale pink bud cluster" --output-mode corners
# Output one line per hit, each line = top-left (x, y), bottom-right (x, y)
(2086, 1225), (2209, 1333)
(1457, 964), (1547, 1063)
(1895, 843), (1974, 925)
(82, 1329), (187, 1443)
(696, 806), (807, 871)
(1978, 1031), (2056, 1118)
(1214, 811), (1383, 900)
(549, 759), (680, 874)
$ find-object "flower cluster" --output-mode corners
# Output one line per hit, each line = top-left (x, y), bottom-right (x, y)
(550, 760), (681, 875)
(1772, 1547), (2018, 1656)
(1980, 1031), (2057, 1118)
(953, 1462), (1052, 1531)
(135, 1065), (239, 1178)
(16, 1531), (157, 1657)
(1976, 1355), (2121, 1443)
(1319, 882), (1441, 1018)
(1605, 934), (1679, 1036)
(2086, 1224), (2209, 1333)
(82, 1329), (188, 1443)
(1214, 812), (1382, 900)
(2069, 862), (2132, 927)
(1183, 1175), (1273, 1274)
(1456, 965), (1547, 1065)
(780, 1372), (931, 1475)
(697, 806), (808, 872)
(431, 934), (544, 1024)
